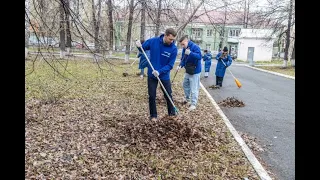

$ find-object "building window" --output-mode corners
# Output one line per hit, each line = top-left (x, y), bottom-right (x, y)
(229, 29), (240, 37)
(192, 28), (202, 37)
(207, 29), (213, 36)
(206, 44), (211, 51)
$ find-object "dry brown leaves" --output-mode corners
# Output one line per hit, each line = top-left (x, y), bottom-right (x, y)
(25, 59), (259, 179)
(208, 85), (220, 89)
(218, 97), (245, 108)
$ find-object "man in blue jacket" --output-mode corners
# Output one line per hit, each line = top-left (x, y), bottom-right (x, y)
(176, 35), (202, 111)
(202, 49), (212, 78)
(215, 46), (232, 87)
(135, 28), (178, 121)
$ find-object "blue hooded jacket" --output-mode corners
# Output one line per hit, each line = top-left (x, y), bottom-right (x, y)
(139, 34), (178, 80)
(137, 50), (150, 69)
(202, 52), (212, 72)
(215, 52), (232, 77)
(179, 41), (202, 74)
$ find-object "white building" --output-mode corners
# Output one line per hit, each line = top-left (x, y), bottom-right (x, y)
(238, 29), (276, 62)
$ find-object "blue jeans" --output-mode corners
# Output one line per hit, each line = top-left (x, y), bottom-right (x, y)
(183, 72), (200, 106)
(147, 77), (175, 118)
(140, 68), (144, 75)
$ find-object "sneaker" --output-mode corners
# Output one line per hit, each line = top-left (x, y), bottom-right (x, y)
(204, 76), (208, 78)
(140, 75), (144, 80)
(188, 105), (196, 111)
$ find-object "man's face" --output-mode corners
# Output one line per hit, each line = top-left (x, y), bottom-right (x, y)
(180, 39), (188, 49)
(222, 51), (228, 56)
(164, 34), (176, 45)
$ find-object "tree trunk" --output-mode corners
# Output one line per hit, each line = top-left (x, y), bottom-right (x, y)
(65, 0), (72, 55)
(243, 0), (246, 28)
(60, 0), (66, 58)
(125, 0), (135, 63)
(220, 2), (227, 49)
(140, 0), (146, 41)
(283, 0), (293, 68)
(155, 0), (162, 36)
(25, 0), (30, 58)
(91, 0), (102, 53)
(291, 40), (295, 67)
(107, 0), (114, 55)
(245, 0), (249, 28)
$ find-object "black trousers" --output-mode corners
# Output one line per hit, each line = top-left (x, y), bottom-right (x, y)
(216, 76), (224, 86)
(147, 77), (175, 118)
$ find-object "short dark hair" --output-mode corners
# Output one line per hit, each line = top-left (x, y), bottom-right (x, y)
(204, 50), (208, 53)
(223, 46), (228, 52)
(165, 28), (177, 37)
(178, 35), (188, 43)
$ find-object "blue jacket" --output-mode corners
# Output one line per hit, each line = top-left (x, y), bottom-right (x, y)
(139, 34), (178, 80)
(137, 50), (150, 69)
(202, 52), (212, 72)
(179, 41), (202, 74)
(215, 52), (232, 77)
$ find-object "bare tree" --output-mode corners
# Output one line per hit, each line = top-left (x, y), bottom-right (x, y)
(291, 40), (295, 67)
(25, 0), (30, 58)
(124, 0), (136, 63)
(176, 0), (204, 39)
(60, 0), (66, 58)
(282, 0), (293, 68)
(65, 0), (72, 55)
(140, 0), (146, 41)
(91, 0), (102, 53)
(253, 0), (295, 66)
(154, 0), (162, 36)
(107, 0), (114, 54)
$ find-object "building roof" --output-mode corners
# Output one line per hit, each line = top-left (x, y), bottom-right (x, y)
(239, 29), (276, 39)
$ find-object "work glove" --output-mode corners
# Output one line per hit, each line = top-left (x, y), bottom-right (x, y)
(185, 49), (191, 55)
(152, 70), (159, 77)
(135, 40), (142, 48)
(176, 66), (181, 71)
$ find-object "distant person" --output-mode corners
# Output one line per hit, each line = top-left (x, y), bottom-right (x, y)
(137, 40), (150, 80)
(214, 46), (232, 87)
(202, 50), (212, 78)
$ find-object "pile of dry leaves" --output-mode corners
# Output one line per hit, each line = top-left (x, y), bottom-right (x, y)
(25, 58), (259, 179)
(218, 97), (245, 108)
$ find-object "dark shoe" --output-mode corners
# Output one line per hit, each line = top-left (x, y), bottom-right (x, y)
(204, 76), (208, 78)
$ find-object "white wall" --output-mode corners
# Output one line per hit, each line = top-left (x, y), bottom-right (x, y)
(238, 38), (274, 62)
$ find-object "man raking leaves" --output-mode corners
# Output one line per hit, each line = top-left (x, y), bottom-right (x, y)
(135, 28), (179, 122)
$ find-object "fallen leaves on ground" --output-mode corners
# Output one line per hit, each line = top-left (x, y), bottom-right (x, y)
(218, 97), (245, 107)
(25, 58), (259, 179)
(208, 85), (220, 89)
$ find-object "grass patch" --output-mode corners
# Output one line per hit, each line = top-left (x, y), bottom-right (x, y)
(257, 66), (295, 77)
(25, 57), (260, 179)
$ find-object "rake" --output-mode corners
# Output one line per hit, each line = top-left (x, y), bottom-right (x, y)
(221, 60), (242, 88)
